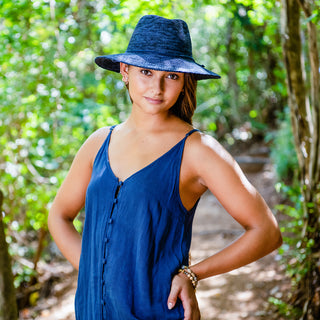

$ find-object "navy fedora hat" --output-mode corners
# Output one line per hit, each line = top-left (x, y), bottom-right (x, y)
(95, 15), (220, 80)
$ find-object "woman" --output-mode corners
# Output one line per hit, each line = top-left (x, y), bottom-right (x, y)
(48, 15), (282, 320)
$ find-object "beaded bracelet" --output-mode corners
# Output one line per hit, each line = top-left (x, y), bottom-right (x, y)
(178, 265), (198, 290)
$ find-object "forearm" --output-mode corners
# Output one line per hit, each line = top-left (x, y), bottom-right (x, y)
(191, 226), (282, 280)
(48, 212), (82, 270)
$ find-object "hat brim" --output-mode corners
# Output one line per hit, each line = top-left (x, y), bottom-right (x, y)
(95, 53), (220, 80)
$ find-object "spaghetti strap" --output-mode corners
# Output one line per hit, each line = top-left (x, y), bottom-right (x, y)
(109, 125), (117, 133)
(185, 128), (199, 137)
(105, 125), (117, 141)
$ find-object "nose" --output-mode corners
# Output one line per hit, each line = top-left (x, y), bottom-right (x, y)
(151, 75), (164, 95)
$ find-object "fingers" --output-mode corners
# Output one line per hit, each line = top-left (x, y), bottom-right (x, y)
(168, 274), (200, 319)
(182, 299), (192, 319)
(167, 283), (180, 310)
(182, 297), (200, 320)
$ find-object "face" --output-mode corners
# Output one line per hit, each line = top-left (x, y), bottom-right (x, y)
(120, 63), (184, 117)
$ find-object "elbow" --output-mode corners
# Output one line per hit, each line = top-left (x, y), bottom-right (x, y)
(275, 228), (283, 249)
(253, 218), (283, 254)
(47, 204), (61, 236)
(268, 223), (283, 252)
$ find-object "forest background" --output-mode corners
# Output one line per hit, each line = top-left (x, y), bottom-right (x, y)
(0, 0), (319, 319)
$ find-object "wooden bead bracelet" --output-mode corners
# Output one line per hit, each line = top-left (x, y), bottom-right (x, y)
(178, 265), (198, 290)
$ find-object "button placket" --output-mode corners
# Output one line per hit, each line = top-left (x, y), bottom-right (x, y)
(100, 179), (123, 317)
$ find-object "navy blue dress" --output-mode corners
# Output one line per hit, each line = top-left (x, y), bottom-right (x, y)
(75, 126), (200, 319)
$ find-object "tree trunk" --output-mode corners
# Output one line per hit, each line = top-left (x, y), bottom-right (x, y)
(297, 0), (320, 196)
(0, 190), (18, 320)
(280, 0), (320, 318)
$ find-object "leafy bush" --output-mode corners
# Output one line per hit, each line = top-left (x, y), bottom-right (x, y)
(269, 107), (298, 181)
(268, 181), (314, 318)
(268, 108), (305, 317)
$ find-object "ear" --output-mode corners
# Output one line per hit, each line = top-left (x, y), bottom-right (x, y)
(120, 62), (129, 77)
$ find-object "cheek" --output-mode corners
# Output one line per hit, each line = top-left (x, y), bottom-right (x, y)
(128, 79), (142, 96)
(171, 79), (184, 92)
(129, 77), (148, 93)
(167, 84), (184, 101)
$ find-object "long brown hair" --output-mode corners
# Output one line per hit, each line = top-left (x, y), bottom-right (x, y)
(169, 73), (197, 125)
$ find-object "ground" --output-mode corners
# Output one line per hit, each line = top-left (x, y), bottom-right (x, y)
(21, 156), (290, 320)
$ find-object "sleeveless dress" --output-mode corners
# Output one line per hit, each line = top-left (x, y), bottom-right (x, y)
(75, 126), (200, 320)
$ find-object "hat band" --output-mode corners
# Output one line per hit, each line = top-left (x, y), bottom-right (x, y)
(125, 49), (195, 62)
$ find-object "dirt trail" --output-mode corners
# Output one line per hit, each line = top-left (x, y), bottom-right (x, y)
(25, 163), (287, 320)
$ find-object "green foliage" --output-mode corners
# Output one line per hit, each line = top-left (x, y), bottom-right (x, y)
(268, 296), (302, 318)
(0, 0), (122, 288)
(192, 0), (286, 142)
(270, 1), (320, 317)
(0, 0), (289, 301)
(271, 181), (318, 318)
(269, 107), (311, 318)
(13, 264), (36, 289)
(268, 107), (299, 181)
(0, 0), (200, 290)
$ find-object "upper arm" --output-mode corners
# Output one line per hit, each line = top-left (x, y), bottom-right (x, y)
(49, 127), (109, 221)
(191, 134), (278, 231)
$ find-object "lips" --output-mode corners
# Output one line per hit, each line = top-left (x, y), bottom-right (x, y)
(144, 96), (163, 104)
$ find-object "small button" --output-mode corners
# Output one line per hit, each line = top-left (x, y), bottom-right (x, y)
(101, 299), (106, 305)
(113, 198), (118, 204)
(104, 238), (109, 243)
(102, 258), (107, 264)
(108, 218), (113, 224)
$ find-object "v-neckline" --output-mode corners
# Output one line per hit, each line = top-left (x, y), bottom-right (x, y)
(106, 128), (191, 184)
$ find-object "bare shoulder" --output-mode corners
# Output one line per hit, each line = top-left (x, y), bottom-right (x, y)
(76, 126), (111, 167)
(86, 126), (110, 144)
(186, 131), (234, 166)
(185, 131), (246, 189)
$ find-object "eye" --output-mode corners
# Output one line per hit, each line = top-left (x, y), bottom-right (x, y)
(167, 73), (179, 80)
(140, 69), (152, 76)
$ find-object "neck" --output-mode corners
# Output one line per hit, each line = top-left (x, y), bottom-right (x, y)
(124, 106), (176, 133)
